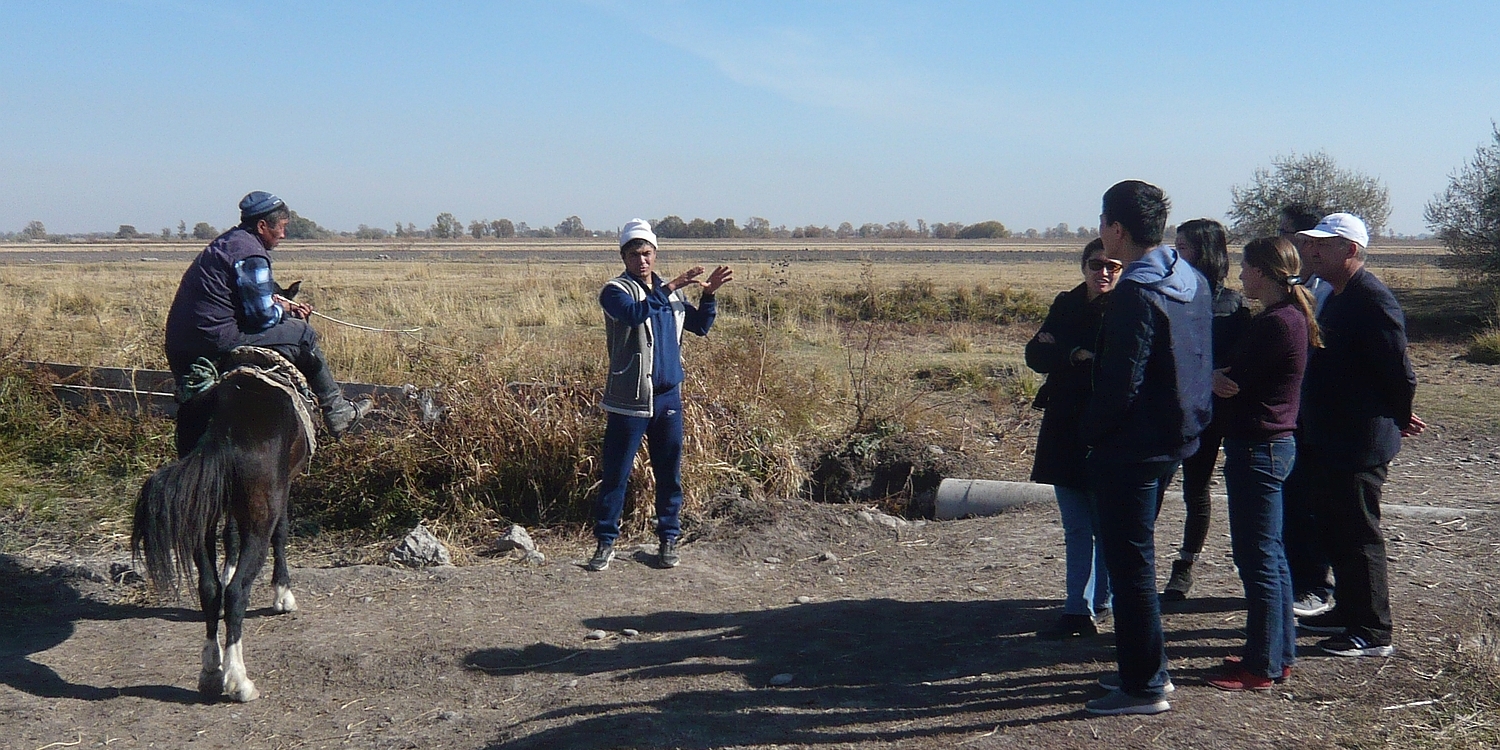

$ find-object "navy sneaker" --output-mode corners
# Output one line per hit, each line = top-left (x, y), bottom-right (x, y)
(1084, 690), (1170, 715)
(1319, 634), (1394, 657)
(585, 541), (615, 571)
(658, 539), (680, 568)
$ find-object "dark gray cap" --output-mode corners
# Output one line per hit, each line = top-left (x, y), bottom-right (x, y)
(239, 191), (285, 223)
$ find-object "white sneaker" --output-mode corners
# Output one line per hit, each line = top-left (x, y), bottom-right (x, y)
(1292, 592), (1334, 618)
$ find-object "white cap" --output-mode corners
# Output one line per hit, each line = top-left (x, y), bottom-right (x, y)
(1297, 212), (1369, 248)
(619, 218), (657, 249)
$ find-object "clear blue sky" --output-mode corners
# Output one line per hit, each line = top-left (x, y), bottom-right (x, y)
(4, 1), (1497, 236)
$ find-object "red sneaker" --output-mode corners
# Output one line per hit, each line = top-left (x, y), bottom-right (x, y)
(1207, 664), (1278, 692)
(1221, 655), (1291, 682)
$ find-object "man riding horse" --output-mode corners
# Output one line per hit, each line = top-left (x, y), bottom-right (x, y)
(165, 191), (371, 453)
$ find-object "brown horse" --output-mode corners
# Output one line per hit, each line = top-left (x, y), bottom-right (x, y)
(132, 355), (312, 702)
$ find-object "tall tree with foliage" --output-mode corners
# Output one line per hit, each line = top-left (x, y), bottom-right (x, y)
(958, 220), (1009, 239)
(1426, 125), (1500, 281)
(431, 213), (460, 239)
(1227, 151), (1391, 239)
(285, 210), (332, 240)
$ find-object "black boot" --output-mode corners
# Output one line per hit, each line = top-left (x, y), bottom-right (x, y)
(306, 361), (371, 439)
(1160, 559), (1194, 602)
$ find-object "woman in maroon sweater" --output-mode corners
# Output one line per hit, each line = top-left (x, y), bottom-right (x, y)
(1207, 237), (1323, 691)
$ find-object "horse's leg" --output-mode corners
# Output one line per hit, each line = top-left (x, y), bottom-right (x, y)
(220, 518), (269, 703)
(270, 510), (297, 613)
(194, 526), (224, 698)
(220, 516), (240, 590)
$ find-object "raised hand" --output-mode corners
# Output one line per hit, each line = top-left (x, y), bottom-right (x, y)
(703, 265), (734, 294)
(668, 266), (706, 292)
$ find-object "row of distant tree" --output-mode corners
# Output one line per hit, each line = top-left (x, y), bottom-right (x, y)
(6, 213), (1070, 243)
(364, 214), (1045, 241)
(7, 138), (1500, 283)
(5, 211), (334, 243)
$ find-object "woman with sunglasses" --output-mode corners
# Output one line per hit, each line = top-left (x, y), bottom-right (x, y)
(1027, 238), (1122, 638)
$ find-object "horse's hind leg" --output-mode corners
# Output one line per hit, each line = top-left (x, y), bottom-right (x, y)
(194, 528), (225, 698)
(221, 523), (270, 702)
(270, 512), (297, 613)
(220, 517), (240, 592)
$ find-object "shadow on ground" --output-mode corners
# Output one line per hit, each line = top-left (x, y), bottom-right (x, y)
(1394, 285), (1493, 342)
(0, 553), (203, 704)
(466, 596), (1247, 749)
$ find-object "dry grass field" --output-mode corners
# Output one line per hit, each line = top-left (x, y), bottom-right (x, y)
(2, 240), (1498, 749)
(0, 239), (1489, 535)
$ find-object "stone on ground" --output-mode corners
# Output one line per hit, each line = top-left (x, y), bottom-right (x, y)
(389, 523), (452, 567)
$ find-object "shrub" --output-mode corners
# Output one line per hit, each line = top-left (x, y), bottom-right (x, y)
(1468, 326), (1500, 364)
(296, 322), (839, 537)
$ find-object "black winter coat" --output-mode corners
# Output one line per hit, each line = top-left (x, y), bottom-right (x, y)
(1300, 268), (1417, 469)
(1210, 286), (1252, 368)
(1027, 284), (1107, 488)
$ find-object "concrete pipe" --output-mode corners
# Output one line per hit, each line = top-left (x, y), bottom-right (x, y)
(935, 478), (1056, 520)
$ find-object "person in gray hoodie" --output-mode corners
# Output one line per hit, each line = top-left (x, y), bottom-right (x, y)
(1082, 180), (1214, 716)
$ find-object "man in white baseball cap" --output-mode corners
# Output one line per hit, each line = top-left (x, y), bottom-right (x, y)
(586, 220), (733, 572)
(1293, 211), (1425, 658)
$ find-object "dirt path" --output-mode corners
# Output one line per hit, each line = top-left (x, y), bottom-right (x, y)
(2, 414), (1496, 750)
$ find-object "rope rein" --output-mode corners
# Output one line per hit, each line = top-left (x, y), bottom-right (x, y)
(305, 309), (477, 356)
(309, 310), (423, 334)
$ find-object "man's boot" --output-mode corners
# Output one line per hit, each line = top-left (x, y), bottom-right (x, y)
(307, 363), (373, 439)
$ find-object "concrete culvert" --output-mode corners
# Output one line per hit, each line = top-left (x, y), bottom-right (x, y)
(934, 479), (1055, 520)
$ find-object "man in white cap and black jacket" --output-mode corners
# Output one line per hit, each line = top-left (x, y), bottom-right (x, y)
(165, 191), (372, 454)
(1292, 212), (1425, 658)
(586, 219), (732, 571)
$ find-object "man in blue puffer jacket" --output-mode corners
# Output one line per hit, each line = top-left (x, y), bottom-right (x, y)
(586, 219), (732, 572)
(1082, 180), (1213, 716)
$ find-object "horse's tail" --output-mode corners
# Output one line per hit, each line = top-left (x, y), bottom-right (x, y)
(132, 439), (237, 593)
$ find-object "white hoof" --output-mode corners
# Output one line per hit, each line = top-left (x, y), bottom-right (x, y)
(223, 676), (260, 702)
(272, 585), (298, 613)
(221, 642), (260, 702)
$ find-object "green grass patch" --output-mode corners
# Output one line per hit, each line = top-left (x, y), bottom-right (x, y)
(719, 278), (1047, 326)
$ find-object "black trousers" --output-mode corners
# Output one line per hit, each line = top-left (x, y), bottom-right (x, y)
(1283, 451), (1334, 599)
(1155, 420), (1222, 557)
(1305, 454), (1392, 644)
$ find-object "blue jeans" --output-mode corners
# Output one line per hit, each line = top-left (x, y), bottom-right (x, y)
(1088, 457), (1177, 697)
(1223, 436), (1297, 678)
(592, 387), (684, 544)
(1054, 486), (1111, 616)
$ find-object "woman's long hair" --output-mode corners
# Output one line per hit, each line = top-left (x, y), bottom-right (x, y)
(1242, 236), (1323, 348)
(1176, 218), (1229, 292)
